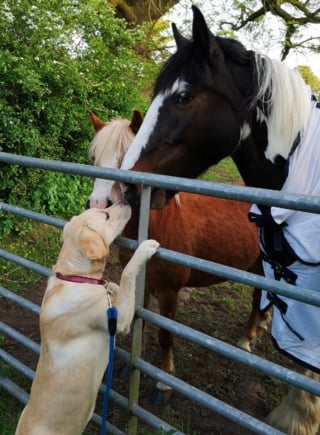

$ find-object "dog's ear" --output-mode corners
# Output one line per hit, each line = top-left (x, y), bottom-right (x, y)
(79, 225), (108, 260)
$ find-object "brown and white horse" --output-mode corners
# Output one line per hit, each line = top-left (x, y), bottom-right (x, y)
(87, 109), (267, 404)
(119, 6), (320, 433)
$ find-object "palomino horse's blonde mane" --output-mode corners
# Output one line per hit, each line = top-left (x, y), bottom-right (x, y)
(89, 118), (135, 167)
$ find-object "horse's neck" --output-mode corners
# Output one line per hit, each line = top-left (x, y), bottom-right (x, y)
(123, 209), (139, 239)
(233, 122), (287, 190)
(123, 198), (178, 240)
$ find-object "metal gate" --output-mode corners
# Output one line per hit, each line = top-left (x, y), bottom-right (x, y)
(1, 151), (320, 434)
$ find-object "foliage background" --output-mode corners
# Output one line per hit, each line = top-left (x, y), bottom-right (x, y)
(0, 0), (161, 232)
(0, 2), (319, 433)
(0, 0), (319, 235)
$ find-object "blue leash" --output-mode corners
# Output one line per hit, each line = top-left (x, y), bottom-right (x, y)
(101, 301), (118, 435)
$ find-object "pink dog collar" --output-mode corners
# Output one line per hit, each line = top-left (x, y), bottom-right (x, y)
(56, 272), (105, 286)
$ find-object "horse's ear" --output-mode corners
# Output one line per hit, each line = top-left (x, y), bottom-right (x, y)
(191, 5), (221, 59)
(88, 110), (105, 133)
(172, 23), (189, 49)
(129, 110), (143, 134)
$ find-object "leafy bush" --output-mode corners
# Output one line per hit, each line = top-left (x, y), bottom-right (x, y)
(0, 0), (157, 233)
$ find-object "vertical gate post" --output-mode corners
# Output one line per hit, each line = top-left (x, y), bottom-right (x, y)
(127, 185), (151, 435)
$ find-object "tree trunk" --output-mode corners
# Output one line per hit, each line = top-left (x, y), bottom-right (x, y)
(110, 0), (178, 25)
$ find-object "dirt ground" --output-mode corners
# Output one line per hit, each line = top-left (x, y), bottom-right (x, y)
(1, 245), (299, 435)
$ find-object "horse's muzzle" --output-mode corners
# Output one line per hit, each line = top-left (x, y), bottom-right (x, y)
(85, 197), (113, 210)
(123, 184), (140, 208)
(124, 183), (174, 210)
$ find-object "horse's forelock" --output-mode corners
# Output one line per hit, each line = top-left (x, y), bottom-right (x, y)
(154, 39), (225, 97)
(89, 118), (134, 168)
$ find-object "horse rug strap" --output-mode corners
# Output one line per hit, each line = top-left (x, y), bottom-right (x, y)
(250, 95), (320, 373)
(261, 260), (320, 374)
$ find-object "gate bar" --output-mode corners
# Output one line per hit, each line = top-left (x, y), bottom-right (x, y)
(1, 152), (320, 213)
(137, 308), (320, 396)
(128, 185), (152, 435)
(116, 348), (284, 435)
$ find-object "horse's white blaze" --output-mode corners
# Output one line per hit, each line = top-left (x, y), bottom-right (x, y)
(121, 93), (164, 170)
(88, 178), (111, 209)
(120, 79), (186, 171)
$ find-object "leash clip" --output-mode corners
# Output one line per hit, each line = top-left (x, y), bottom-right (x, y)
(106, 290), (113, 309)
(101, 287), (118, 435)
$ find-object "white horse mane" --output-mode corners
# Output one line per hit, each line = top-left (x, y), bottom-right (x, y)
(255, 55), (311, 162)
(88, 118), (135, 167)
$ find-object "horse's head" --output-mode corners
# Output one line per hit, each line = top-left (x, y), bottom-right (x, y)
(121, 6), (257, 205)
(121, 5), (310, 206)
(86, 109), (143, 209)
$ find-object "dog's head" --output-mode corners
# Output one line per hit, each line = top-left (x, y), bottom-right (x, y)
(54, 200), (131, 274)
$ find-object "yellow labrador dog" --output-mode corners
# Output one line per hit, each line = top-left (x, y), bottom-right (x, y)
(15, 201), (159, 435)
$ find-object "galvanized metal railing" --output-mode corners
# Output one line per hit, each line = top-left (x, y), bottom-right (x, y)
(1, 151), (320, 434)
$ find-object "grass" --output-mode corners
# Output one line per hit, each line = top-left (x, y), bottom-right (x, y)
(161, 405), (197, 435)
(201, 157), (241, 184)
(0, 223), (61, 293)
(0, 157), (243, 434)
(0, 389), (23, 435)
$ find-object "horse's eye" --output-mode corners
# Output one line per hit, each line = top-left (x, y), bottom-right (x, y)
(176, 91), (193, 105)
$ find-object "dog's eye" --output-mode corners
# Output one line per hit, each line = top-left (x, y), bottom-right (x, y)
(105, 212), (110, 220)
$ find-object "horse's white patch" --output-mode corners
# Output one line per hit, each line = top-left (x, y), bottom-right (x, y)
(240, 122), (251, 141)
(256, 107), (267, 124)
(120, 93), (164, 170)
(173, 79), (188, 94)
(156, 381), (172, 391)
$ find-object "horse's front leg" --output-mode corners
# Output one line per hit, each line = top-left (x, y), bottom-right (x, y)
(153, 288), (178, 405)
(237, 287), (271, 352)
(237, 256), (271, 352)
(117, 286), (151, 379)
(266, 370), (320, 435)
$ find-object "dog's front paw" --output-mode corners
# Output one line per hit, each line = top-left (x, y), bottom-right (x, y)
(136, 239), (160, 261)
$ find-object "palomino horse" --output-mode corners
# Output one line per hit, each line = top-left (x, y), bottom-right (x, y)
(120, 6), (320, 434)
(87, 110), (267, 404)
